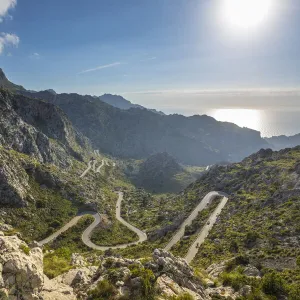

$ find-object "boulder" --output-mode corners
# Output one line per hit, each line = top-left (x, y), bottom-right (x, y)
(0, 233), (76, 300)
(151, 249), (207, 298)
(239, 285), (252, 296)
(156, 275), (208, 300)
(41, 276), (76, 300)
(243, 265), (261, 277)
(206, 260), (229, 280)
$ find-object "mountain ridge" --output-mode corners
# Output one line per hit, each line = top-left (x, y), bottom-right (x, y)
(266, 133), (300, 150)
(0, 69), (275, 166)
(99, 93), (165, 115)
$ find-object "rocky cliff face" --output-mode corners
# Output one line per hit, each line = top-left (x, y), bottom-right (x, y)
(0, 150), (30, 207)
(11, 92), (90, 158)
(0, 231), (76, 300)
(1, 232), (242, 300)
(0, 89), (90, 167)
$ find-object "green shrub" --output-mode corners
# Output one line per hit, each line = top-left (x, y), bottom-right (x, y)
(244, 231), (259, 248)
(19, 244), (30, 256)
(0, 290), (8, 299)
(296, 256), (300, 267)
(107, 268), (123, 283)
(235, 255), (249, 266)
(168, 293), (194, 300)
(229, 240), (239, 253)
(261, 272), (286, 297)
(50, 219), (62, 228)
(288, 284), (300, 300)
(131, 266), (156, 299)
(43, 247), (73, 278)
(221, 272), (248, 291)
(225, 255), (249, 272)
(87, 280), (117, 300)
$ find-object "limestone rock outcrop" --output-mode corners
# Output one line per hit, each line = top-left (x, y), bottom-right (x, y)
(0, 232), (76, 300)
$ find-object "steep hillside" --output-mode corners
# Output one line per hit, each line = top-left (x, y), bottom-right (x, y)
(169, 147), (300, 298)
(127, 152), (203, 193)
(0, 89), (90, 166)
(0, 88), (121, 242)
(119, 147), (300, 298)
(18, 88), (268, 166)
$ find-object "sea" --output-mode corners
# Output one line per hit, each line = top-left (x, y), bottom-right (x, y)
(194, 108), (300, 138)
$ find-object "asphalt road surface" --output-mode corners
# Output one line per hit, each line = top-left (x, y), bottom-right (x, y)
(164, 191), (225, 251)
(184, 196), (228, 263)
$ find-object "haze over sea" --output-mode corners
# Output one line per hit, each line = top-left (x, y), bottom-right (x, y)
(126, 90), (300, 138)
(160, 107), (300, 138)
(209, 108), (300, 138)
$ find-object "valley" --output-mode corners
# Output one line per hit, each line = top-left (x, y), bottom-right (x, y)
(0, 70), (300, 299)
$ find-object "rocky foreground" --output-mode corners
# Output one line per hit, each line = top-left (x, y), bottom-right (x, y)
(0, 231), (255, 300)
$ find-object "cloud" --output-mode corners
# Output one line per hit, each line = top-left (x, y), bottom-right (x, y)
(0, 0), (16, 20)
(30, 52), (40, 59)
(0, 32), (20, 54)
(78, 62), (122, 74)
(124, 88), (300, 95)
(140, 56), (156, 62)
(0, 1), (19, 54)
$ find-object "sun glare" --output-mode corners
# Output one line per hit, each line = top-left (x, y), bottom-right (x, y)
(222, 0), (273, 31)
(212, 109), (262, 132)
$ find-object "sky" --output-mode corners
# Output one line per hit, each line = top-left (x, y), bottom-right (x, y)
(1, 0), (300, 116)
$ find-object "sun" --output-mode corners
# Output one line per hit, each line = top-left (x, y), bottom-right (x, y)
(222, 0), (273, 30)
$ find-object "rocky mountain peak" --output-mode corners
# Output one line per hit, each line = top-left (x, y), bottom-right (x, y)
(0, 68), (25, 91)
(0, 68), (7, 81)
(142, 152), (183, 173)
(99, 93), (143, 110)
(45, 89), (57, 95)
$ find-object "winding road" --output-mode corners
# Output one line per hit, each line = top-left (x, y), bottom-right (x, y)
(184, 195), (228, 263)
(79, 161), (93, 178)
(164, 191), (227, 252)
(80, 153), (115, 178)
(96, 160), (105, 173)
(38, 211), (96, 246)
(40, 161), (228, 262)
(38, 192), (147, 250)
(81, 192), (147, 250)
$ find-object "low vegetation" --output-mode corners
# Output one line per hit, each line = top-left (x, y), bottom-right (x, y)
(43, 216), (98, 278)
(123, 153), (204, 193)
(87, 280), (118, 300)
(91, 219), (139, 246)
(179, 147), (300, 297)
